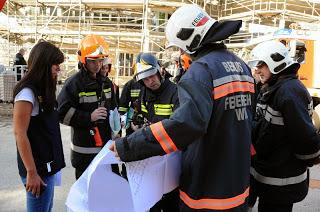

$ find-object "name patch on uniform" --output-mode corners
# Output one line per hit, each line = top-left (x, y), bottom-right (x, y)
(225, 94), (252, 120)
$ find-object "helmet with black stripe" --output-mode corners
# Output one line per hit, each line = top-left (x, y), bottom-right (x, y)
(248, 40), (298, 74)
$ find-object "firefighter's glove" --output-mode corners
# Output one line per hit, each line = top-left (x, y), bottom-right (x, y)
(91, 107), (108, 122)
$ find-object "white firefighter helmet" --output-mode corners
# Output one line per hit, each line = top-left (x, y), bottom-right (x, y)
(165, 4), (216, 54)
(248, 40), (297, 74)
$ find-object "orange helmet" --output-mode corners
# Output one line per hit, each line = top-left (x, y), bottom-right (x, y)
(78, 34), (109, 64)
(180, 54), (192, 70)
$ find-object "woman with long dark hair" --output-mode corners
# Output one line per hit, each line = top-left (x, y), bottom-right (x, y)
(13, 41), (66, 212)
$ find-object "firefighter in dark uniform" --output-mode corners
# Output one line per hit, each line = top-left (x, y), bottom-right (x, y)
(248, 40), (320, 212)
(110, 4), (253, 211)
(57, 34), (119, 179)
(133, 52), (179, 211)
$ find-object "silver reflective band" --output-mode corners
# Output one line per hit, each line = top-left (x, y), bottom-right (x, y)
(79, 96), (98, 103)
(295, 149), (320, 160)
(308, 102), (313, 117)
(70, 143), (102, 154)
(250, 167), (308, 186)
(213, 74), (254, 87)
(256, 104), (284, 125)
(104, 92), (111, 99)
(63, 107), (76, 125)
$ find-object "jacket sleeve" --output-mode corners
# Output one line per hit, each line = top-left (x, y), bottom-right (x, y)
(172, 85), (180, 112)
(57, 79), (93, 128)
(118, 81), (131, 115)
(280, 83), (320, 165)
(116, 63), (213, 162)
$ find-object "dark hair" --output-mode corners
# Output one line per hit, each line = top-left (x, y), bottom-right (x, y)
(13, 41), (64, 111)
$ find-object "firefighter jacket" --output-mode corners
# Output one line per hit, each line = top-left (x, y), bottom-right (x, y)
(251, 73), (320, 204)
(57, 68), (116, 170)
(118, 79), (142, 115)
(115, 48), (254, 211)
(139, 78), (179, 124)
(16, 84), (65, 178)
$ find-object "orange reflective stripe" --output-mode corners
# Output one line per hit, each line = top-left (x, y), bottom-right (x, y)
(213, 81), (254, 100)
(150, 122), (178, 154)
(180, 187), (249, 210)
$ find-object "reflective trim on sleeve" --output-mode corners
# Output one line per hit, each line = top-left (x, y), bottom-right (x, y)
(63, 107), (76, 125)
(103, 88), (111, 93)
(150, 122), (178, 154)
(213, 81), (254, 100)
(103, 88), (112, 99)
(250, 167), (308, 186)
(141, 104), (148, 113)
(104, 92), (111, 99)
(70, 143), (101, 154)
(179, 187), (249, 210)
(308, 102), (313, 117)
(154, 104), (174, 116)
(256, 103), (284, 125)
(295, 149), (320, 160)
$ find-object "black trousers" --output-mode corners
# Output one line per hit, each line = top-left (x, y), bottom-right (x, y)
(149, 188), (179, 212)
(75, 164), (120, 180)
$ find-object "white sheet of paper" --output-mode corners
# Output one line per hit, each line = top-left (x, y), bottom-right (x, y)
(66, 141), (181, 212)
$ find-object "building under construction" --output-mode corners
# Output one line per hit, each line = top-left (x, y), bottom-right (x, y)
(1, 0), (320, 86)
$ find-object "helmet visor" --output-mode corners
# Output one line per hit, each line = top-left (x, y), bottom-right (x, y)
(134, 62), (158, 81)
(247, 60), (265, 69)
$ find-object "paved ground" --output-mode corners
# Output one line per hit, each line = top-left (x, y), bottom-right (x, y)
(1, 106), (320, 211)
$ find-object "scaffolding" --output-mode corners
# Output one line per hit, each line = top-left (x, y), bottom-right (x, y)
(1, 0), (320, 83)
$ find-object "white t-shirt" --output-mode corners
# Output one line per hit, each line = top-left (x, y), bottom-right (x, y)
(14, 88), (39, 116)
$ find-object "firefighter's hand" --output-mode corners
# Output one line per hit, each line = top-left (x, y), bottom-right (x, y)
(131, 122), (141, 131)
(91, 107), (108, 122)
(109, 140), (120, 160)
(26, 170), (47, 198)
